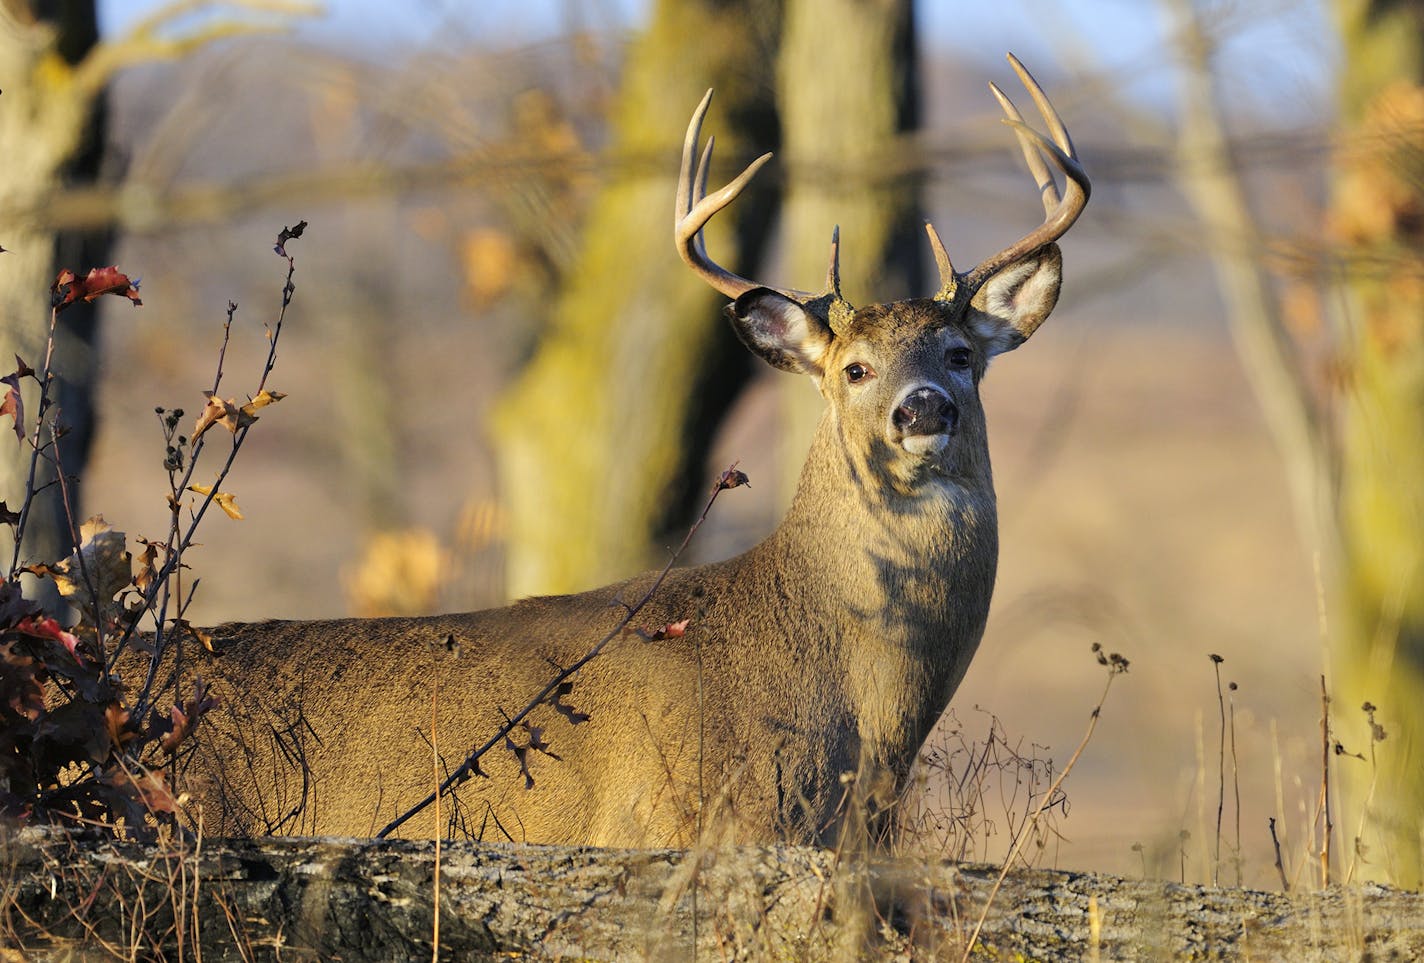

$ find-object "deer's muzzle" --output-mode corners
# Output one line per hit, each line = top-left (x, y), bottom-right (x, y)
(892, 386), (958, 454)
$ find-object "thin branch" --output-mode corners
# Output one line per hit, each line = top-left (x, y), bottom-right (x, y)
(375, 465), (749, 839)
(8, 307), (63, 576)
(72, 0), (317, 99)
(961, 655), (1127, 963)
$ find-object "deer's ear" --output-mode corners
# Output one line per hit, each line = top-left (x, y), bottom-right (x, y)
(727, 288), (834, 376)
(967, 244), (1062, 358)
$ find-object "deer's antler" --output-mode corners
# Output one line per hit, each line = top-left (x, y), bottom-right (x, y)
(675, 90), (827, 304)
(929, 53), (1090, 302)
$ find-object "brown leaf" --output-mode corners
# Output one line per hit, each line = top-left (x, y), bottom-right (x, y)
(1, 372), (23, 440)
(0, 501), (18, 527)
(172, 619), (215, 653)
(191, 392), (241, 442)
(715, 464), (750, 492)
(105, 703), (138, 751)
(51, 266), (142, 313)
(239, 389), (286, 419)
(187, 483), (243, 520)
(132, 538), (161, 593)
(274, 221), (307, 257)
(159, 679), (219, 754)
(129, 769), (176, 815)
(51, 517), (133, 618)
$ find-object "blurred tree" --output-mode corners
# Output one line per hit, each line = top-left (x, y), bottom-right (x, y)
(774, 0), (921, 501)
(1171, 0), (1424, 886)
(491, 0), (924, 598)
(1329, 0), (1424, 889)
(489, 0), (783, 598)
(0, 1), (305, 581)
(0, 0), (111, 578)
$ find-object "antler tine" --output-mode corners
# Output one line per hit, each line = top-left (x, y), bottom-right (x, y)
(690, 135), (715, 260)
(1006, 52), (1077, 161)
(676, 90), (713, 219)
(959, 55), (1091, 293)
(675, 89), (789, 301)
(988, 81), (1059, 214)
(826, 225), (842, 297)
(924, 221), (956, 300)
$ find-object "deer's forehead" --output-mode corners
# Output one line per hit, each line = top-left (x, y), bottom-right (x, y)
(840, 300), (966, 349)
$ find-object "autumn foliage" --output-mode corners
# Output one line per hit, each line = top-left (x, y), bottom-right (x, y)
(0, 228), (300, 839)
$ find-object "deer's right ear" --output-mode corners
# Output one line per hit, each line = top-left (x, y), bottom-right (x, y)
(727, 288), (835, 377)
(966, 244), (1063, 358)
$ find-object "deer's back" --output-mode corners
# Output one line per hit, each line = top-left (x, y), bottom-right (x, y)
(176, 556), (857, 845)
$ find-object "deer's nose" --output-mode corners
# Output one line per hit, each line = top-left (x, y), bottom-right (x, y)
(893, 386), (958, 436)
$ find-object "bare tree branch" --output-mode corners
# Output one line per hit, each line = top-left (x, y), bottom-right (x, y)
(72, 0), (317, 100)
(1165, 0), (1338, 556)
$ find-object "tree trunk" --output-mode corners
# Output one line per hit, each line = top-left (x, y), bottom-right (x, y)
(7, 828), (1424, 961)
(488, 0), (781, 599)
(773, 0), (921, 502)
(0, 0), (108, 578)
(0, 0), (108, 577)
(1329, 0), (1424, 890)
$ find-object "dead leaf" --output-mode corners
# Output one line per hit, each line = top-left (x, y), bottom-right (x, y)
(51, 517), (133, 617)
(132, 538), (161, 593)
(0, 581), (37, 626)
(715, 464), (750, 492)
(274, 221), (306, 257)
(191, 392), (241, 443)
(627, 619), (691, 642)
(0, 641), (45, 721)
(239, 389), (286, 419)
(51, 266), (142, 313)
(1, 372), (23, 440)
(14, 616), (84, 661)
(156, 678), (218, 754)
(187, 483), (243, 520)
(172, 619), (215, 652)
(128, 769), (176, 815)
(105, 703), (138, 751)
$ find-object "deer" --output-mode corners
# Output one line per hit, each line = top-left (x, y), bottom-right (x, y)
(171, 53), (1088, 849)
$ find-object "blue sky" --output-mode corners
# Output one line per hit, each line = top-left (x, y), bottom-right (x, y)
(96, 0), (1335, 120)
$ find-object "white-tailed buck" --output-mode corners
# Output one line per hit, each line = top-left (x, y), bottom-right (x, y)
(177, 53), (1088, 847)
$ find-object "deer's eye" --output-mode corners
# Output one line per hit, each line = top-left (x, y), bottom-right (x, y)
(947, 347), (973, 369)
(844, 362), (874, 384)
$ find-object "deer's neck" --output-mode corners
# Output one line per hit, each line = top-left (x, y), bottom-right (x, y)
(765, 412), (1000, 770)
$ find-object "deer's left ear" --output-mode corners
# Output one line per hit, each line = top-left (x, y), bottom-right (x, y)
(726, 288), (835, 377)
(966, 244), (1062, 358)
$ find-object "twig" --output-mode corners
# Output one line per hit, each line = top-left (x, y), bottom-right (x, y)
(376, 464), (749, 839)
(123, 234), (300, 719)
(1210, 653), (1225, 886)
(1229, 680), (1241, 887)
(8, 307), (62, 576)
(431, 678), (441, 963)
(960, 650), (1128, 963)
(1270, 816), (1290, 892)
(1319, 674), (1332, 888)
(1345, 701), (1386, 884)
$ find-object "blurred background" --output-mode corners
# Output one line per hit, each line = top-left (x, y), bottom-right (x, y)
(4, 0), (1422, 891)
